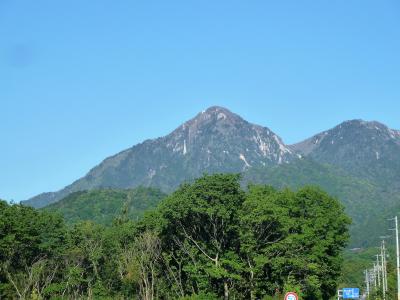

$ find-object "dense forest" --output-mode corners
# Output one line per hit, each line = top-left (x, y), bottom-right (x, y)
(1, 174), (351, 299)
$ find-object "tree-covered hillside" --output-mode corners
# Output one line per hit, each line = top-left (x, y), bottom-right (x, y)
(44, 187), (167, 225)
(244, 158), (400, 248)
(41, 158), (400, 249)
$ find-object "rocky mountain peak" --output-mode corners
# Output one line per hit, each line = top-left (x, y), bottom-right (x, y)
(167, 106), (293, 164)
(290, 118), (400, 186)
(291, 119), (400, 155)
(169, 106), (249, 149)
(23, 107), (298, 208)
(204, 105), (235, 115)
(184, 106), (244, 128)
(340, 119), (386, 129)
(333, 119), (400, 142)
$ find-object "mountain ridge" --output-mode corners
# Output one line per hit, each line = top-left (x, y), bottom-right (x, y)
(22, 107), (400, 212)
(21, 106), (400, 248)
(23, 106), (297, 207)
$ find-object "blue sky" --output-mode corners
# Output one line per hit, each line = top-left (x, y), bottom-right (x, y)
(1, 0), (400, 201)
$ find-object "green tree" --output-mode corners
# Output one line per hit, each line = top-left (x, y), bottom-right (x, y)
(240, 185), (350, 299)
(0, 201), (66, 298)
(149, 174), (246, 299)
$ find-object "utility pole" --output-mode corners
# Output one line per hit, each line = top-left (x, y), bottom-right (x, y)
(376, 254), (381, 288)
(395, 216), (400, 300)
(384, 241), (388, 292)
(381, 241), (387, 299)
(389, 216), (400, 300)
(380, 236), (392, 298)
(365, 269), (370, 299)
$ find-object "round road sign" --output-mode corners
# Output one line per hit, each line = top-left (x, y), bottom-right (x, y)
(284, 292), (298, 300)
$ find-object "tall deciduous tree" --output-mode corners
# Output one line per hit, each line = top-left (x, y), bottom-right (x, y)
(240, 185), (351, 299)
(153, 174), (245, 299)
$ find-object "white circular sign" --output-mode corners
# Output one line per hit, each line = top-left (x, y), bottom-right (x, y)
(285, 292), (298, 300)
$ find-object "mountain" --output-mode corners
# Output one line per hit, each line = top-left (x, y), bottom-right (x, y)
(44, 187), (167, 225)
(291, 119), (400, 189)
(23, 106), (297, 208)
(288, 120), (400, 247)
(22, 107), (400, 247)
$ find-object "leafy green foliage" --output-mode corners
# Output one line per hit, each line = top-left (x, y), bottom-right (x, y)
(138, 174), (350, 299)
(0, 200), (66, 298)
(153, 174), (246, 298)
(240, 185), (350, 299)
(0, 175), (351, 299)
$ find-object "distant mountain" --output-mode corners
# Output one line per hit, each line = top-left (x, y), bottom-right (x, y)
(22, 106), (400, 247)
(44, 187), (166, 225)
(291, 119), (400, 189)
(24, 106), (296, 208)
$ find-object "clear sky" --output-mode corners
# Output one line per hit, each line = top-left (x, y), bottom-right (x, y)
(1, 1), (399, 201)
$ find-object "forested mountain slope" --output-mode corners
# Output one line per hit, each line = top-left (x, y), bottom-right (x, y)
(44, 187), (166, 225)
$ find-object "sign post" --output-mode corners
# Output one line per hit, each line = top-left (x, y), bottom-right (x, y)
(284, 292), (299, 300)
(342, 288), (360, 299)
(337, 289), (343, 300)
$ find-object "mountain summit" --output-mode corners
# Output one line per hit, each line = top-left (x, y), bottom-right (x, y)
(291, 119), (400, 187)
(169, 106), (294, 166)
(24, 106), (296, 207)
